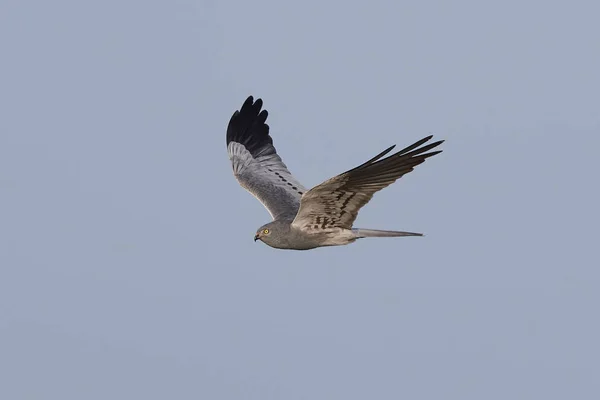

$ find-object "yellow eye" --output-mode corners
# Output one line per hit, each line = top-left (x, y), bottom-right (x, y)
(262, 229), (270, 234)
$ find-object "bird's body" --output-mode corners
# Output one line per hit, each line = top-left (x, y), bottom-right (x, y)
(226, 96), (443, 250)
(255, 220), (359, 250)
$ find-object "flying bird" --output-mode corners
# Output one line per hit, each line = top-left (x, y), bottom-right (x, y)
(227, 96), (443, 250)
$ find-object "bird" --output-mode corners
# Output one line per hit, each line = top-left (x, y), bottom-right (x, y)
(226, 96), (443, 250)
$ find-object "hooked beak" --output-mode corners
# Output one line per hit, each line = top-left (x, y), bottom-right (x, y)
(254, 234), (259, 242)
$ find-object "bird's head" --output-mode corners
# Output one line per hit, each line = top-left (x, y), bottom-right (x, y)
(254, 221), (291, 248)
(254, 224), (273, 243)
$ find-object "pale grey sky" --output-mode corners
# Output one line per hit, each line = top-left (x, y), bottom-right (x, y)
(1, 0), (599, 399)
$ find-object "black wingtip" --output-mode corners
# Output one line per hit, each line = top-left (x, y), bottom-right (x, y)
(421, 150), (443, 159)
(226, 96), (274, 157)
(396, 135), (435, 155)
(348, 145), (397, 173)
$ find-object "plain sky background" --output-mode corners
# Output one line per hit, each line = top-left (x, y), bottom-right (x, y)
(1, 0), (599, 399)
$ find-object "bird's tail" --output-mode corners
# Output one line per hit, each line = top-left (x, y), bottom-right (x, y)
(352, 228), (423, 238)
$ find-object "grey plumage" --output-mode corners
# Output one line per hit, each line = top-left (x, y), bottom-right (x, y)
(227, 97), (306, 220)
(227, 96), (443, 250)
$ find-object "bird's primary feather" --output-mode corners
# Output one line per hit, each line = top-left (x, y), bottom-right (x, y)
(290, 136), (443, 231)
(227, 96), (306, 220)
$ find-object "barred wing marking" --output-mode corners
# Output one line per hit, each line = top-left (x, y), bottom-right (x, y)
(291, 136), (443, 230)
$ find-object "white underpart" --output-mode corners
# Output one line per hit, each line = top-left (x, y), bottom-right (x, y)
(319, 228), (358, 246)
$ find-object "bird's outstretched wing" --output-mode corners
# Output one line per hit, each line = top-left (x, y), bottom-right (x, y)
(291, 136), (443, 230)
(227, 96), (306, 220)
